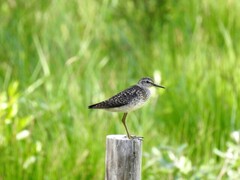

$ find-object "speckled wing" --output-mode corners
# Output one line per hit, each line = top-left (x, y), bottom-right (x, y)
(88, 85), (147, 109)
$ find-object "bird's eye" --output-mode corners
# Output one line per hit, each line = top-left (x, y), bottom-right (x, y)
(146, 80), (150, 83)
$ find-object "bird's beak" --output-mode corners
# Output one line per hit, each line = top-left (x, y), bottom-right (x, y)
(151, 82), (165, 89)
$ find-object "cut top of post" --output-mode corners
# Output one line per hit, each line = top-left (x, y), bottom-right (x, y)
(106, 135), (143, 141)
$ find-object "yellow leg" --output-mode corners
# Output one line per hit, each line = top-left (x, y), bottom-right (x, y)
(122, 113), (131, 139)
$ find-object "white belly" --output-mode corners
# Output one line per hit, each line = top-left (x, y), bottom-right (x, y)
(106, 98), (149, 113)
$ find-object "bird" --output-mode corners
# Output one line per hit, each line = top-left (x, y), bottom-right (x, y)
(88, 77), (165, 139)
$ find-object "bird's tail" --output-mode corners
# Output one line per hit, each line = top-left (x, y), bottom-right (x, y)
(88, 101), (107, 109)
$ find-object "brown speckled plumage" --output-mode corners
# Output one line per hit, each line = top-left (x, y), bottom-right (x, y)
(88, 85), (149, 110)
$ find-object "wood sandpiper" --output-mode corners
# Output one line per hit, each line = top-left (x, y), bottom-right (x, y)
(88, 77), (165, 139)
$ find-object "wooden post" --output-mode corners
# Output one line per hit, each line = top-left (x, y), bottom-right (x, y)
(105, 135), (143, 180)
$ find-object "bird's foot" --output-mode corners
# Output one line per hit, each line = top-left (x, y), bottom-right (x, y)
(125, 135), (144, 141)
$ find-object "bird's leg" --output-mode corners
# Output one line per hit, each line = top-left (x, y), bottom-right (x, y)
(122, 113), (131, 139)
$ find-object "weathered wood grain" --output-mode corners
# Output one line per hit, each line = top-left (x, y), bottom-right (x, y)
(105, 135), (142, 180)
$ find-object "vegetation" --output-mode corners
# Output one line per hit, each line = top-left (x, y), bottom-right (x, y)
(0, 0), (240, 179)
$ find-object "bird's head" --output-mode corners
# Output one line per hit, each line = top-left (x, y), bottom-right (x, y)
(138, 77), (165, 89)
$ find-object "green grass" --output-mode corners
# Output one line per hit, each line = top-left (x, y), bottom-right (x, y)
(1, 0), (240, 179)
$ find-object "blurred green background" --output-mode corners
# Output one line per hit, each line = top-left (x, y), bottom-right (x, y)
(1, 0), (240, 179)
